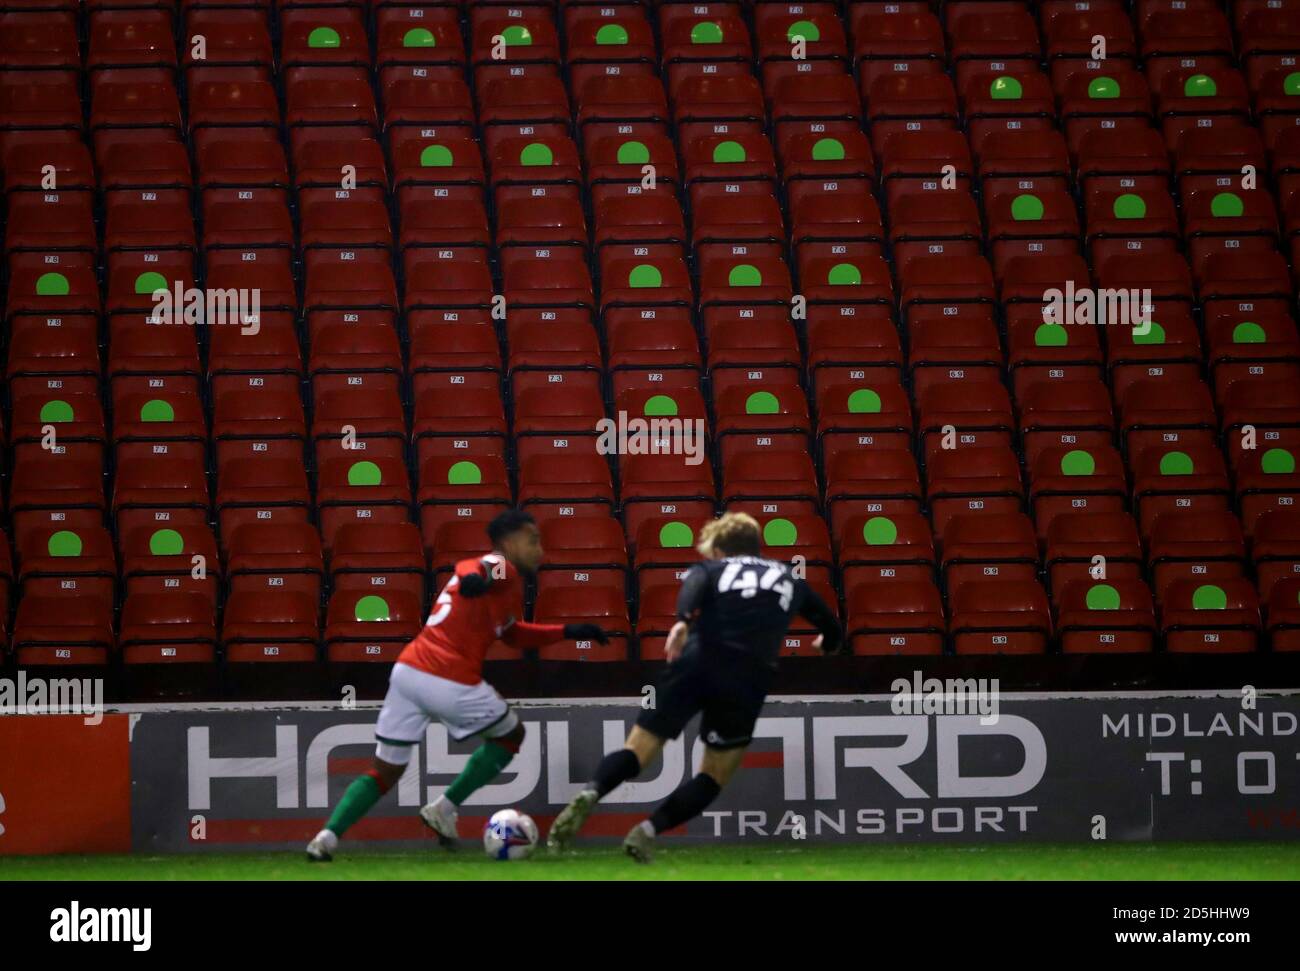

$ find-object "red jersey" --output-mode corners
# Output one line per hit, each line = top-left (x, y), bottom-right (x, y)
(397, 552), (565, 684)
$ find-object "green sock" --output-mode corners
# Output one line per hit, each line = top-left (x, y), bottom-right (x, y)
(326, 774), (384, 837)
(444, 741), (515, 805)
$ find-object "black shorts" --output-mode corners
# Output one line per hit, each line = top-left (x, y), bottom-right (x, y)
(636, 651), (772, 750)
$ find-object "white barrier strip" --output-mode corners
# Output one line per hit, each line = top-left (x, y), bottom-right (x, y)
(97, 686), (1300, 715)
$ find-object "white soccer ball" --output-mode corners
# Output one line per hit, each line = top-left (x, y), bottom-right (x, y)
(483, 809), (539, 861)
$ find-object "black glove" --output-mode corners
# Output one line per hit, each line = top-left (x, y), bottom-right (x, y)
(564, 623), (610, 644)
(458, 571), (492, 598)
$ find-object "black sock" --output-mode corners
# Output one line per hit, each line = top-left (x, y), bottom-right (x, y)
(590, 748), (642, 798)
(649, 773), (722, 835)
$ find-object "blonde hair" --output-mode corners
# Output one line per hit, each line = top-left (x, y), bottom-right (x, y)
(696, 512), (762, 558)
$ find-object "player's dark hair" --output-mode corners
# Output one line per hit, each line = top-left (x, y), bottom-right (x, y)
(487, 508), (536, 546)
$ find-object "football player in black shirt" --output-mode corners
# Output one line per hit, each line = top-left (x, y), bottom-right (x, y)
(547, 512), (843, 861)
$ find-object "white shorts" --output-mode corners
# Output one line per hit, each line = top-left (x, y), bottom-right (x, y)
(373, 662), (518, 763)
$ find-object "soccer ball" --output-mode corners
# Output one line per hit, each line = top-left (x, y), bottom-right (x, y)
(483, 809), (539, 861)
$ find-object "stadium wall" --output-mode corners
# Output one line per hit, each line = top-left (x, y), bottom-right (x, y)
(2, 691), (1299, 854)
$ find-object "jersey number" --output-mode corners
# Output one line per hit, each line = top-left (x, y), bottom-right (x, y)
(716, 563), (794, 611)
(426, 575), (458, 626)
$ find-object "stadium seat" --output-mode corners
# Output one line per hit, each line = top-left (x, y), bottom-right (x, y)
(1056, 580), (1158, 653)
(325, 590), (424, 665)
(536, 516), (629, 599)
(1265, 578), (1300, 651)
(941, 512), (1040, 592)
(121, 524), (220, 609)
(534, 587), (631, 661)
(1147, 510), (1247, 594)
(17, 526), (117, 602)
(1159, 579), (1261, 653)
(330, 522), (427, 605)
(222, 590), (321, 665)
(13, 595), (114, 667)
(119, 592), (217, 668)
(837, 511), (936, 593)
(949, 580), (1053, 654)
(846, 581), (946, 655)
(226, 523), (325, 603)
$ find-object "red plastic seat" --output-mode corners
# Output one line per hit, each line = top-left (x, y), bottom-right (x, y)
(816, 378), (913, 463)
(310, 385), (406, 466)
(1249, 509), (1300, 600)
(417, 454), (512, 551)
(1017, 378), (1114, 462)
(1266, 577), (1300, 651)
(9, 451), (105, 545)
(112, 451), (209, 539)
(518, 453), (615, 518)
(0, 12), (79, 71)
(619, 452), (716, 539)
(226, 522), (324, 602)
(721, 448), (820, 514)
(1046, 6), (1137, 61)
(216, 457), (310, 548)
(1056, 579), (1157, 653)
(567, 12), (657, 67)
(1131, 442), (1232, 536)
(1045, 509), (1145, 593)
(947, 3), (1041, 62)
(755, 512), (833, 573)
(376, 5), (464, 71)
(413, 386), (507, 466)
(714, 380), (811, 462)
(316, 456), (413, 550)
(184, 9), (274, 77)
(13, 595), (114, 667)
(213, 388), (307, 469)
(1028, 443), (1128, 539)
(121, 523), (220, 608)
(536, 515), (629, 598)
(1147, 509), (1247, 594)
(941, 512), (1040, 591)
(87, 10), (177, 74)
(949, 579), (1052, 654)
(119, 592), (217, 668)
(17, 525), (117, 602)
(824, 448), (923, 534)
(325, 589), (423, 664)
(222, 589), (320, 664)
(280, 7), (369, 71)
(1160, 578), (1260, 653)
(1119, 377), (1218, 460)
(846, 580), (945, 655)
(534, 587), (630, 661)
(925, 445), (1025, 535)
(382, 77), (476, 129)
(635, 581), (683, 657)
(917, 380), (1014, 460)
(837, 510), (936, 593)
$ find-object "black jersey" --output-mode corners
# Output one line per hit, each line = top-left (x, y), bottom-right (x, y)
(675, 556), (841, 669)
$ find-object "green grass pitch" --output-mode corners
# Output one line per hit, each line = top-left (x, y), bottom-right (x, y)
(3, 843), (1299, 881)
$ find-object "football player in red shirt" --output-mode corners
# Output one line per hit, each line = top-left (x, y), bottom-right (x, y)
(307, 510), (608, 861)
